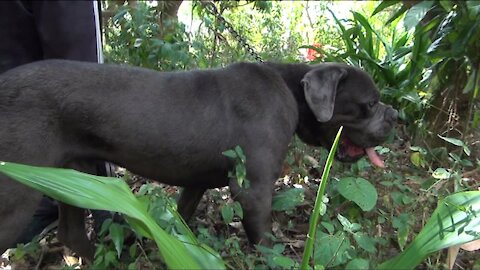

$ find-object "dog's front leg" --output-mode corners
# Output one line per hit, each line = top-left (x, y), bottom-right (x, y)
(229, 179), (273, 246)
(177, 187), (206, 222)
(58, 203), (94, 260)
(228, 156), (276, 246)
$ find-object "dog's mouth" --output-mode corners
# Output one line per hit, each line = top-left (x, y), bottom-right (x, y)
(337, 137), (385, 168)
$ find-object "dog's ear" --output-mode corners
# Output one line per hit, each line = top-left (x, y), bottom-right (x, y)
(301, 67), (347, 122)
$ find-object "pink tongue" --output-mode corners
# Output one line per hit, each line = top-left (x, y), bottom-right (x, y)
(365, 147), (385, 168)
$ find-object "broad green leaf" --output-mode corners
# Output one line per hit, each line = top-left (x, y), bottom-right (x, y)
(346, 258), (370, 270)
(221, 204), (234, 224)
(0, 162), (225, 269)
(129, 244), (137, 258)
(404, 1), (434, 30)
(314, 232), (351, 267)
(109, 223), (124, 258)
(273, 256), (295, 268)
(392, 213), (411, 250)
(353, 232), (377, 253)
(467, 1), (480, 17)
(272, 188), (305, 211)
(321, 222), (335, 234)
(437, 135), (464, 147)
(410, 152), (423, 167)
(437, 135), (471, 156)
(432, 168), (451, 179)
(379, 191), (480, 269)
(337, 177), (378, 211)
(232, 201), (243, 219)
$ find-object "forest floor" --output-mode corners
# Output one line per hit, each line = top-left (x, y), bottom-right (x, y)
(2, 125), (479, 269)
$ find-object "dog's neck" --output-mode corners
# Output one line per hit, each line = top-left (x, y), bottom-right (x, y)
(264, 62), (330, 146)
(263, 62), (310, 99)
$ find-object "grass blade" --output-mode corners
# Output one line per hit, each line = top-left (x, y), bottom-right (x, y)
(372, 0), (402, 16)
(301, 126), (343, 270)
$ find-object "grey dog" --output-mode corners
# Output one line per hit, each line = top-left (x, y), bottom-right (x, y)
(0, 60), (397, 258)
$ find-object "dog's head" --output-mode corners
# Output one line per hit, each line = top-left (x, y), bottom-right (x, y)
(297, 63), (398, 167)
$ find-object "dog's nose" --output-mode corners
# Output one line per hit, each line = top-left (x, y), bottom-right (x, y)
(386, 107), (398, 122)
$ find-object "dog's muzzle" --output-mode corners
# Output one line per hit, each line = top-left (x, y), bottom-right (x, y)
(337, 106), (398, 168)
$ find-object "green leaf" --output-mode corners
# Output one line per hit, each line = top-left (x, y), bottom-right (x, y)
(301, 127), (343, 270)
(346, 258), (370, 270)
(221, 204), (234, 224)
(133, 38), (143, 48)
(439, 0), (454, 11)
(273, 256), (295, 268)
(404, 1), (434, 30)
(314, 232), (351, 267)
(410, 152), (424, 167)
(105, 250), (118, 266)
(222, 149), (237, 159)
(232, 201), (243, 219)
(321, 222), (335, 234)
(235, 164), (246, 187)
(463, 69), (477, 94)
(109, 223), (124, 258)
(337, 214), (361, 233)
(234, 145), (246, 163)
(337, 177), (378, 211)
(0, 162), (225, 269)
(437, 135), (471, 156)
(272, 188), (305, 211)
(437, 135), (464, 147)
(392, 214), (411, 250)
(386, 5), (409, 25)
(353, 232), (377, 253)
(379, 191), (480, 269)
(372, 0), (401, 16)
(128, 244), (137, 258)
(432, 168), (451, 179)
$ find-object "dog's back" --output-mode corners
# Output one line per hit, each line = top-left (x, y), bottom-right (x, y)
(0, 59), (298, 183)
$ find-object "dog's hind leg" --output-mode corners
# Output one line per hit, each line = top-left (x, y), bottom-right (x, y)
(0, 145), (64, 254)
(177, 187), (206, 222)
(57, 202), (94, 260)
(0, 176), (44, 253)
(57, 160), (108, 261)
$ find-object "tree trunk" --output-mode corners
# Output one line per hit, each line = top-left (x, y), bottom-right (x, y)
(157, 1), (183, 40)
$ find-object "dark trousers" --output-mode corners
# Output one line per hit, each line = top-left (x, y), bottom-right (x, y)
(0, 0), (111, 246)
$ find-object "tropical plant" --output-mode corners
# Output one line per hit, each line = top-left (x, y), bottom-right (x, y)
(0, 162), (225, 269)
(103, 1), (192, 70)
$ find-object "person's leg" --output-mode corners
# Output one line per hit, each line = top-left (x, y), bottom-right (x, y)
(6, 0), (114, 246)
(0, 0), (43, 73)
(30, 0), (101, 62)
